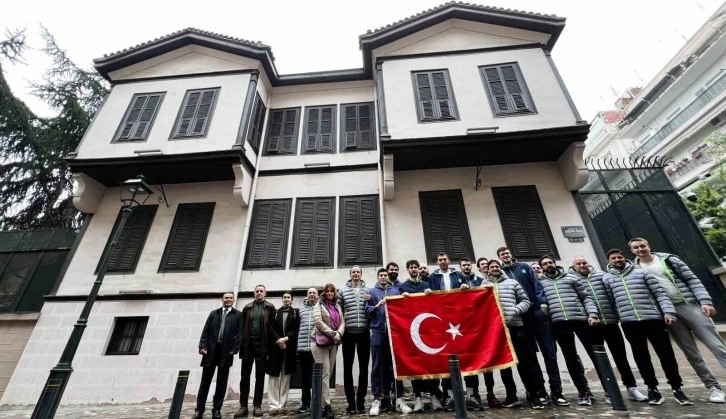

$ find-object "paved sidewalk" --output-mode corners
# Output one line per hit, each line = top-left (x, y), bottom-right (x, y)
(2, 338), (726, 419)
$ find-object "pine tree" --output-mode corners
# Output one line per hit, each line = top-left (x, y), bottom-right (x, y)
(0, 27), (108, 230)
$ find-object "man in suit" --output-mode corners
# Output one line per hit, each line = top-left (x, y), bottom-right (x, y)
(195, 292), (242, 419)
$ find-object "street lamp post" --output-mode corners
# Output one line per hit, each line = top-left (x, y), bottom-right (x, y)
(32, 176), (154, 419)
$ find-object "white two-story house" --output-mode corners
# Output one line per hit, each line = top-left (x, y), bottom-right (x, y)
(1, 3), (598, 405)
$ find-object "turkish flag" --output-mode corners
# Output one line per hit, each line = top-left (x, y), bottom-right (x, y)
(386, 288), (516, 379)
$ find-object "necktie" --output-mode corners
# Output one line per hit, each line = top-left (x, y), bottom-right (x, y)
(217, 308), (228, 343)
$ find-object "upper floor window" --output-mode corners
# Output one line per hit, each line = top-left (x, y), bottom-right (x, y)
(159, 203), (215, 272)
(247, 93), (267, 153)
(96, 205), (157, 274)
(264, 108), (300, 155)
(412, 70), (458, 123)
(341, 103), (375, 151)
(171, 88), (220, 139)
(480, 63), (536, 117)
(114, 93), (165, 142)
(302, 106), (336, 153)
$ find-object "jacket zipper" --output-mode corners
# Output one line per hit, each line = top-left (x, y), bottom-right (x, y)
(552, 280), (568, 321)
(659, 257), (688, 303)
(619, 274), (641, 321)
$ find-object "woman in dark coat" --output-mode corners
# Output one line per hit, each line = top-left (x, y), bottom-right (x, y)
(266, 292), (300, 415)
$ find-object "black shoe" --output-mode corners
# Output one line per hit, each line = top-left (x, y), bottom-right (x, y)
(586, 389), (597, 402)
(531, 399), (545, 409)
(356, 402), (366, 413)
(443, 398), (455, 411)
(322, 405), (334, 418)
(467, 395), (486, 411)
(296, 403), (309, 414)
(648, 388), (663, 406)
(345, 403), (357, 414)
(673, 388), (693, 406)
(233, 407), (249, 418)
(487, 393), (502, 408)
(253, 406), (263, 417)
(380, 397), (392, 413)
(551, 392), (570, 406)
(541, 391), (552, 405)
(502, 395), (522, 408)
(193, 411), (204, 419)
(211, 410), (222, 419)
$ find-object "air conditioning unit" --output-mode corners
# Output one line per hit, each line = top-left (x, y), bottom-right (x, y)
(711, 111), (726, 127)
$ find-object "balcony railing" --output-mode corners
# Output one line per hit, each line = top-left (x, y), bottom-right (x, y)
(666, 148), (717, 181)
(633, 73), (726, 158)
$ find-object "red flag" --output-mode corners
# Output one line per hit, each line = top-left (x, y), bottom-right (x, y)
(386, 288), (516, 379)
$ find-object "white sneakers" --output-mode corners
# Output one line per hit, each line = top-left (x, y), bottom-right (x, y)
(396, 398), (412, 413)
(369, 399), (381, 416)
(430, 396), (443, 411)
(627, 386), (648, 402)
(413, 397), (425, 413)
(709, 386), (726, 403)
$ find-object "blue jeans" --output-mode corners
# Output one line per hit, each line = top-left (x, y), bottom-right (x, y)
(524, 309), (562, 393)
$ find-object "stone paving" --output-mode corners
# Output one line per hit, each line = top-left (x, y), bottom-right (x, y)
(2, 338), (726, 419)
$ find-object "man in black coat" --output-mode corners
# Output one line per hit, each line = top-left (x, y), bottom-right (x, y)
(195, 292), (242, 419)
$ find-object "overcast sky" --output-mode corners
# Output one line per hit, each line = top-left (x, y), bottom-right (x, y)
(1, 0), (722, 120)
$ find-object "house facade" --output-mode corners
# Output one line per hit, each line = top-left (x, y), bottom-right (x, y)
(1, 3), (598, 405)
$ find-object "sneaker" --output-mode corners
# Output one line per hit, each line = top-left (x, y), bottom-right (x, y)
(648, 388), (663, 405)
(396, 398), (412, 414)
(296, 404), (309, 414)
(577, 391), (592, 406)
(467, 395), (486, 411)
(443, 398), (455, 411)
(369, 399), (381, 416)
(673, 388), (693, 406)
(269, 407), (279, 415)
(709, 387), (726, 403)
(627, 386), (648, 402)
(487, 393), (502, 408)
(502, 395), (522, 408)
(531, 399), (545, 409)
(551, 393), (570, 406)
(380, 397), (392, 413)
(413, 397), (425, 413)
(604, 392), (611, 405)
(586, 389), (596, 402)
(430, 396), (443, 411)
(540, 391), (552, 405)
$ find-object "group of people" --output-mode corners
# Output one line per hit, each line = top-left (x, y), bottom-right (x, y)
(192, 237), (726, 418)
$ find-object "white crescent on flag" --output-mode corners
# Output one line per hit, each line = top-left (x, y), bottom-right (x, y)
(409, 313), (447, 354)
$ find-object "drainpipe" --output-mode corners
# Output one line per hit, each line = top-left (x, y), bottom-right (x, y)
(378, 160), (388, 264)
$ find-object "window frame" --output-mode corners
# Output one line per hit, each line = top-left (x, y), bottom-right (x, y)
(170, 87), (221, 140)
(411, 69), (459, 123)
(491, 185), (559, 259)
(338, 195), (382, 267)
(244, 199), (293, 269)
(479, 62), (537, 117)
(158, 202), (215, 273)
(301, 105), (337, 154)
(105, 316), (149, 356)
(418, 190), (475, 264)
(263, 107), (301, 155)
(339, 102), (376, 152)
(247, 93), (268, 153)
(95, 205), (158, 274)
(112, 92), (165, 142)
(291, 197), (336, 268)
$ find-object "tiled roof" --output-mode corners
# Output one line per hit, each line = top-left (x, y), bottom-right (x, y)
(97, 27), (272, 62)
(364, 1), (563, 36)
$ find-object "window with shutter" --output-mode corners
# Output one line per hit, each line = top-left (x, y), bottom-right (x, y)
(412, 70), (458, 122)
(480, 63), (536, 117)
(114, 93), (165, 141)
(292, 198), (335, 267)
(171, 88), (220, 138)
(340, 103), (376, 151)
(418, 190), (474, 263)
(159, 203), (215, 272)
(302, 106), (336, 153)
(247, 93), (267, 153)
(244, 199), (292, 268)
(338, 195), (382, 266)
(492, 186), (558, 259)
(264, 108), (300, 155)
(106, 317), (149, 355)
(96, 205), (158, 274)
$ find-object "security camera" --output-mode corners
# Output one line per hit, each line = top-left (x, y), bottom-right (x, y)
(699, 172), (712, 180)
(685, 192), (698, 202)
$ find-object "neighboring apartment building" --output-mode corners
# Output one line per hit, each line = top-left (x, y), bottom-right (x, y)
(0, 3), (596, 405)
(585, 3), (726, 191)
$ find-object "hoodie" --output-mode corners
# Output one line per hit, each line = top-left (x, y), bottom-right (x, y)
(428, 267), (462, 291)
(365, 281), (401, 345)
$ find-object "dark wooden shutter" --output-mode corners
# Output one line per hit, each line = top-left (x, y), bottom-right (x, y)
(265, 108), (299, 154)
(339, 196), (382, 266)
(159, 203), (215, 271)
(248, 93), (267, 152)
(98, 205), (158, 274)
(419, 190), (474, 263)
(173, 88), (219, 138)
(480, 63), (535, 116)
(492, 186), (558, 259)
(413, 71), (457, 122)
(292, 198), (334, 267)
(106, 317), (149, 355)
(244, 199), (292, 268)
(116, 93), (163, 141)
(303, 106), (335, 153)
(341, 103), (375, 151)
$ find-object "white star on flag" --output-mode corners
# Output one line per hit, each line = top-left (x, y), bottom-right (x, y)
(446, 323), (463, 340)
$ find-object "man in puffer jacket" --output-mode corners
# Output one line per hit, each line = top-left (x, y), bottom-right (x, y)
(569, 256), (648, 403)
(538, 256), (599, 407)
(295, 288), (319, 414)
(338, 266), (370, 413)
(602, 249), (691, 406)
(485, 260), (547, 409)
(630, 237), (726, 404)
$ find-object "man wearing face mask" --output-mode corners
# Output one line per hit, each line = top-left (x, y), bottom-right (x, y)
(295, 288), (319, 414)
(338, 265), (370, 413)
